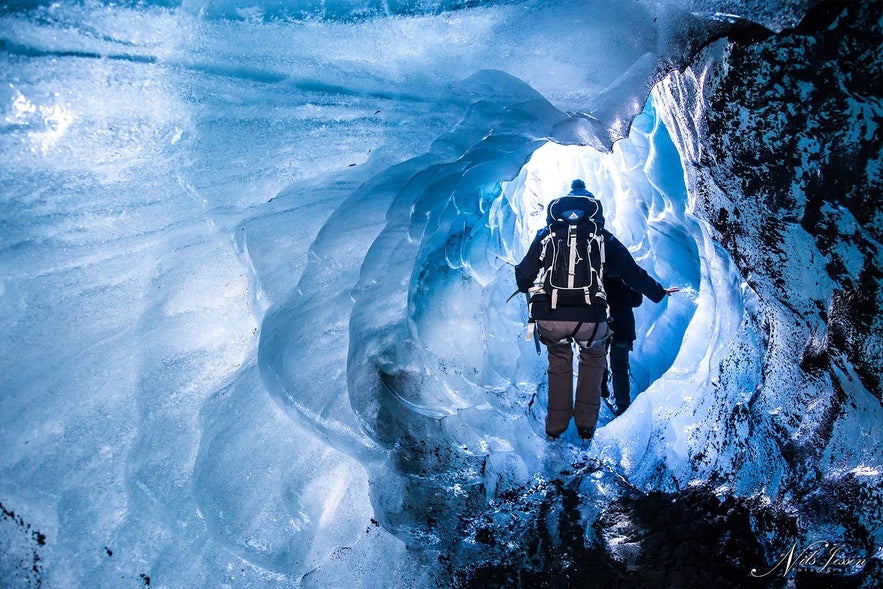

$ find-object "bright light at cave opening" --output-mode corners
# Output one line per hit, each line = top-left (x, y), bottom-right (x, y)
(501, 141), (618, 247)
(491, 95), (713, 399)
(496, 96), (683, 264)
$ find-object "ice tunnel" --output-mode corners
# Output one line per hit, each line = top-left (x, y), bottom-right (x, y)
(4, 0), (879, 585)
(257, 90), (753, 550)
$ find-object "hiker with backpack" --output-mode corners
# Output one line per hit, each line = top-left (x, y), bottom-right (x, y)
(514, 179), (678, 441)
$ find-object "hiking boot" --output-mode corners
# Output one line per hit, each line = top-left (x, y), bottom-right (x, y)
(614, 401), (630, 416)
(546, 430), (563, 441)
(577, 426), (595, 440)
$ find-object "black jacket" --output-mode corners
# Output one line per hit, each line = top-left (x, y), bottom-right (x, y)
(604, 269), (643, 342)
(604, 269), (643, 308)
(515, 229), (666, 322)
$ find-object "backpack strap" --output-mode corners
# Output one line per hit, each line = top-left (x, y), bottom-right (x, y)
(538, 232), (551, 264)
(539, 231), (555, 308)
(567, 225), (578, 288)
(575, 321), (602, 349)
(567, 321), (584, 341)
(524, 292), (541, 355)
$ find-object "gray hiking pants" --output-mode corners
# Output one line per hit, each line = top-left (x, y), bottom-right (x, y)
(537, 320), (609, 437)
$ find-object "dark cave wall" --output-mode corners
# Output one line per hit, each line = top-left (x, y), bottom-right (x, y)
(655, 0), (883, 573)
(659, 0), (882, 400)
(657, 0), (882, 432)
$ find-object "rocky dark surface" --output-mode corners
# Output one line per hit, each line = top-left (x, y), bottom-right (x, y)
(665, 0), (882, 400)
(0, 501), (45, 588)
(655, 0), (882, 585)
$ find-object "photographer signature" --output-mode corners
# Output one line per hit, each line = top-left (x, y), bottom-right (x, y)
(750, 540), (867, 578)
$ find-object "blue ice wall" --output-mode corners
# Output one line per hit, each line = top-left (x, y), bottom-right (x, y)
(0, 1), (827, 586)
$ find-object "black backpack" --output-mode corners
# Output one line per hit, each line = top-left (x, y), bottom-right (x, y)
(539, 196), (606, 309)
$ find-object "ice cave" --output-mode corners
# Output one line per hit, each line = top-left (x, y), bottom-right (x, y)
(1, 0), (881, 587)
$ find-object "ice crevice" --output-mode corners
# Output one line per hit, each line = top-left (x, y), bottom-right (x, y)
(255, 70), (753, 549)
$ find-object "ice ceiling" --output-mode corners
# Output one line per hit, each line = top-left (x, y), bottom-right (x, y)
(0, 0), (832, 586)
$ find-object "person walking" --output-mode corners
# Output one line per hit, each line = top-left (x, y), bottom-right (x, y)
(602, 270), (645, 416)
(515, 180), (678, 440)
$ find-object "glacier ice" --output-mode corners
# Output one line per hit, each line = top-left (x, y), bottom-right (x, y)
(2, 0), (879, 586)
